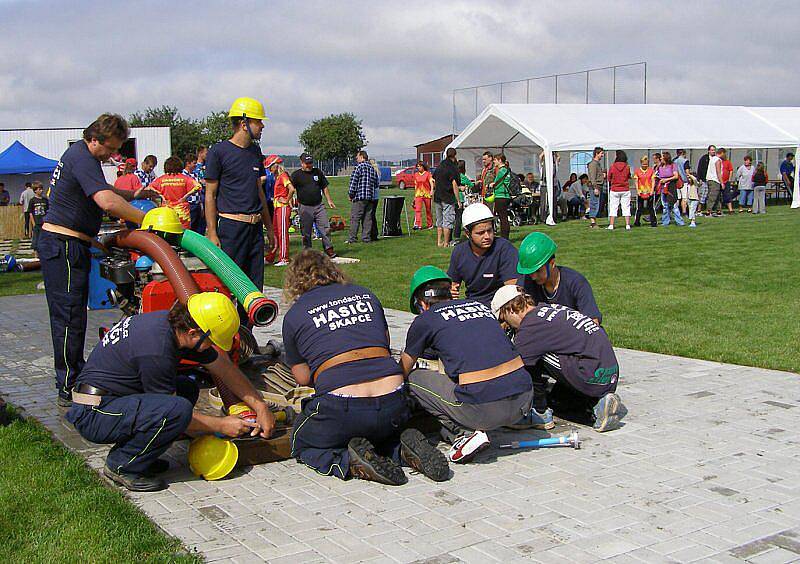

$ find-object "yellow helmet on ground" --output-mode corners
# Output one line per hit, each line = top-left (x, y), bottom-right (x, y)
(140, 207), (184, 235)
(187, 292), (239, 351)
(227, 97), (267, 121)
(188, 435), (238, 481)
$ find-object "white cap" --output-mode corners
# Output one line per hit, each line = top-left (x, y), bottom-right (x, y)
(491, 285), (523, 318)
(461, 203), (494, 229)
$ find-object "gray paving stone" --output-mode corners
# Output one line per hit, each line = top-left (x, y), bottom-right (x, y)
(2, 290), (800, 563)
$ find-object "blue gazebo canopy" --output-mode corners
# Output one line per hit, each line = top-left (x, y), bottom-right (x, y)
(0, 140), (59, 174)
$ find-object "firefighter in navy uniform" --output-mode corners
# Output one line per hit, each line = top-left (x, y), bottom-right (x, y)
(66, 293), (275, 492)
(41, 113), (154, 407)
(204, 97), (276, 302)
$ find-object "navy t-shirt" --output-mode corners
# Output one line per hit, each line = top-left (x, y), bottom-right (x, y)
(404, 299), (531, 404)
(44, 141), (110, 237)
(519, 266), (602, 323)
(205, 141), (265, 214)
(282, 283), (401, 395)
(514, 304), (618, 395)
(75, 311), (217, 396)
(448, 237), (519, 307)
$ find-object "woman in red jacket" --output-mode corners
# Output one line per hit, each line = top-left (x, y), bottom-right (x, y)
(606, 150), (632, 230)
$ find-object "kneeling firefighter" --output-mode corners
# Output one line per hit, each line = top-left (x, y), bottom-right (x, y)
(491, 285), (626, 432)
(66, 292), (275, 492)
(284, 250), (448, 486)
(399, 266), (534, 464)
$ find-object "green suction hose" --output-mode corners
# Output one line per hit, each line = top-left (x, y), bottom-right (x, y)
(179, 229), (278, 326)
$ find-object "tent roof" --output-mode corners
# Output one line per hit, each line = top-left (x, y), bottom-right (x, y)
(449, 104), (800, 153)
(0, 140), (59, 175)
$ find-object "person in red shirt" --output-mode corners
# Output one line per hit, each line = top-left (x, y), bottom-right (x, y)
(149, 156), (200, 228)
(606, 150), (632, 230)
(413, 162), (433, 229)
(114, 158), (143, 192)
(718, 148), (736, 215)
(266, 155), (295, 266)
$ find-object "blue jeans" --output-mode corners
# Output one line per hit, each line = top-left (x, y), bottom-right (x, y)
(739, 189), (754, 207)
(661, 195), (684, 226)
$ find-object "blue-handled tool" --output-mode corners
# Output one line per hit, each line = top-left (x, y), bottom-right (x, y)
(499, 430), (580, 450)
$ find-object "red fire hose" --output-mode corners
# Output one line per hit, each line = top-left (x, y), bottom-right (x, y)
(102, 229), (240, 407)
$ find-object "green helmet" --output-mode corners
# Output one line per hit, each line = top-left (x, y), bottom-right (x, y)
(517, 232), (558, 274)
(409, 265), (451, 314)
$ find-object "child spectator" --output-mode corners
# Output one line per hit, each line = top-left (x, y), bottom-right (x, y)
(413, 162), (433, 230)
(633, 155), (656, 227)
(752, 162), (769, 215)
(736, 155), (755, 212)
(265, 155), (294, 266)
(149, 156), (200, 229)
(114, 158), (143, 192)
(685, 166), (701, 228)
(27, 181), (48, 256)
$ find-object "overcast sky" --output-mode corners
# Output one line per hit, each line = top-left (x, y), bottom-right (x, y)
(0, 0), (796, 158)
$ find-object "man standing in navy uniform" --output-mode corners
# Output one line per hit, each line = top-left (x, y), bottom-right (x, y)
(41, 113), (153, 407)
(205, 97), (276, 294)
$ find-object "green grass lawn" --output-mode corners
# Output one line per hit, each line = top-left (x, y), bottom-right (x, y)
(0, 405), (199, 562)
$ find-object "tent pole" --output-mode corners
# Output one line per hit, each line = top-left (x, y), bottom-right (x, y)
(545, 148), (556, 226)
(793, 145), (800, 208)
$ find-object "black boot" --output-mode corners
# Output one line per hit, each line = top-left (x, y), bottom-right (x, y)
(104, 464), (167, 492)
(400, 429), (450, 482)
(347, 438), (407, 486)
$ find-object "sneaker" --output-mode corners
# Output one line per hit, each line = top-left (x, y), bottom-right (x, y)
(273, 260), (289, 267)
(689, 221), (697, 228)
(447, 430), (490, 464)
(347, 438), (407, 485)
(103, 464), (167, 492)
(400, 429), (449, 482)
(625, 225), (631, 231)
(413, 226), (421, 231)
(56, 394), (72, 408)
(506, 407), (555, 430)
(606, 225), (614, 230)
(593, 393), (624, 433)
(325, 247), (337, 259)
(448, 241), (458, 247)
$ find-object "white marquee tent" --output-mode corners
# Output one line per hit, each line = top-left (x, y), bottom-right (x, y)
(448, 104), (800, 224)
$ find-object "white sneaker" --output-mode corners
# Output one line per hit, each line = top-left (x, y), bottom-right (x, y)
(447, 430), (490, 464)
(606, 225), (614, 230)
(625, 225), (631, 231)
(273, 260), (289, 267)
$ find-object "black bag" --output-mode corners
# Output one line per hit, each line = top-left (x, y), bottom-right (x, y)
(506, 170), (522, 197)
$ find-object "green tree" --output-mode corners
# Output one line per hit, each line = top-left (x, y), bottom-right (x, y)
(199, 110), (231, 147)
(128, 105), (202, 159)
(299, 113), (366, 162)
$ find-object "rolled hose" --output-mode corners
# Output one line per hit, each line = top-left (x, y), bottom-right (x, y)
(102, 229), (239, 408)
(179, 229), (278, 327)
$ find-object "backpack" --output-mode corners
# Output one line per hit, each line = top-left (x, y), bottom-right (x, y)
(506, 169), (522, 197)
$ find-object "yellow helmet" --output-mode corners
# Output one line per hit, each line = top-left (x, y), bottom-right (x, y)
(187, 292), (239, 351)
(188, 435), (238, 481)
(139, 207), (184, 235)
(227, 97), (267, 121)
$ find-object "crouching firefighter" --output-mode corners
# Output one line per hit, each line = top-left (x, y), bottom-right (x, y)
(66, 293), (275, 492)
(283, 250), (448, 486)
(400, 266), (534, 464)
(491, 285), (626, 433)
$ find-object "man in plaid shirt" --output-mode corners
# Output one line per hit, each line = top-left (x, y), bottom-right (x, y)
(134, 155), (158, 188)
(346, 150), (379, 244)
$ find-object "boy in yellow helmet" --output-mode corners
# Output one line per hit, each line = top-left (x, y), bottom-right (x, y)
(65, 293), (275, 492)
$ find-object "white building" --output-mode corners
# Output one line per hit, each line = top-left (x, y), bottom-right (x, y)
(0, 126), (171, 201)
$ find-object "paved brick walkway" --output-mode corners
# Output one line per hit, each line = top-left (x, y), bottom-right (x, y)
(2, 291), (800, 563)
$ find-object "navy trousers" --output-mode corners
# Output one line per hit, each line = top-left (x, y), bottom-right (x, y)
(66, 377), (198, 474)
(189, 203), (206, 235)
(38, 230), (91, 399)
(217, 217), (264, 291)
(290, 389), (410, 480)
